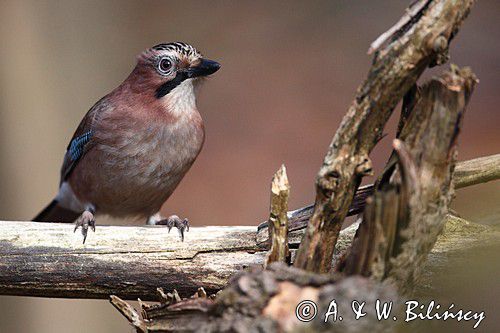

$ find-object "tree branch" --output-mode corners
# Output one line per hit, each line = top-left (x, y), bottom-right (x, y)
(0, 154), (496, 300)
(454, 154), (500, 188)
(340, 66), (478, 288)
(0, 224), (260, 300)
(294, 0), (476, 273)
(112, 212), (499, 332)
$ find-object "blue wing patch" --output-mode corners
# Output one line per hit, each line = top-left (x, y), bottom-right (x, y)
(69, 131), (93, 161)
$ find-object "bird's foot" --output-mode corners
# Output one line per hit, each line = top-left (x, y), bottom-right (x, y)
(154, 215), (189, 241)
(74, 210), (95, 244)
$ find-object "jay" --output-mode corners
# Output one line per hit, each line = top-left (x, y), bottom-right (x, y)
(33, 42), (220, 243)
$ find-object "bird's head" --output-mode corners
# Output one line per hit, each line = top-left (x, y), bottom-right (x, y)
(129, 42), (220, 104)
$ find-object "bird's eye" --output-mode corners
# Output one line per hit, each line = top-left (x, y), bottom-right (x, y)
(158, 58), (173, 74)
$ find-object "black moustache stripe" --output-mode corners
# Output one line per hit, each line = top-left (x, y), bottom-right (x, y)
(155, 72), (188, 99)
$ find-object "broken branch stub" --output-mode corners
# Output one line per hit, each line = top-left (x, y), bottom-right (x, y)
(265, 165), (291, 267)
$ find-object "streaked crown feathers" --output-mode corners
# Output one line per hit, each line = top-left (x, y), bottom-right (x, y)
(138, 42), (202, 63)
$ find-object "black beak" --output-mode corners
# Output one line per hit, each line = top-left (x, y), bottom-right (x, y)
(187, 59), (221, 78)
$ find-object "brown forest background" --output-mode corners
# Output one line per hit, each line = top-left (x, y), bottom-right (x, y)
(0, 1), (498, 332)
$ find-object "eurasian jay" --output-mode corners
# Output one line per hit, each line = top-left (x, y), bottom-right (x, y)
(33, 42), (220, 243)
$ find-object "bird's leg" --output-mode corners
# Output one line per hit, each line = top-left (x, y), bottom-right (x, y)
(74, 205), (96, 244)
(149, 214), (189, 241)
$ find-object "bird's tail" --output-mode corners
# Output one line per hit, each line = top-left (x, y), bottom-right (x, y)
(33, 199), (80, 223)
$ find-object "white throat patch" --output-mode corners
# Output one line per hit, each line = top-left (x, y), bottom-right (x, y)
(164, 78), (197, 118)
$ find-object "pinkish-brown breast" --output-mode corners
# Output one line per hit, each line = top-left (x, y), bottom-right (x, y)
(68, 81), (205, 218)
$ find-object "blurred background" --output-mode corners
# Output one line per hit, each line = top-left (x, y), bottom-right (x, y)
(0, 0), (498, 332)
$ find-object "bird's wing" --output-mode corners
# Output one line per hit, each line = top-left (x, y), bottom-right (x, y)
(59, 97), (106, 184)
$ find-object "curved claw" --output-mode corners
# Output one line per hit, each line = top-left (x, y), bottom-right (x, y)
(74, 210), (96, 244)
(155, 215), (190, 241)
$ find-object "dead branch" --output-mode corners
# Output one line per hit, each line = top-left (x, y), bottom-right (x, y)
(340, 66), (477, 289)
(0, 154), (496, 301)
(0, 224), (260, 300)
(454, 154), (500, 188)
(368, 0), (430, 54)
(112, 211), (500, 333)
(385, 66), (477, 291)
(1, 157), (492, 301)
(110, 295), (147, 332)
(112, 263), (401, 333)
(294, 0), (476, 273)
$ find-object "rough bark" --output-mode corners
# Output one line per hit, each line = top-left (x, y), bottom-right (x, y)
(294, 0), (476, 273)
(114, 263), (399, 333)
(340, 66), (477, 290)
(385, 67), (477, 291)
(0, 223), (261, 300)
